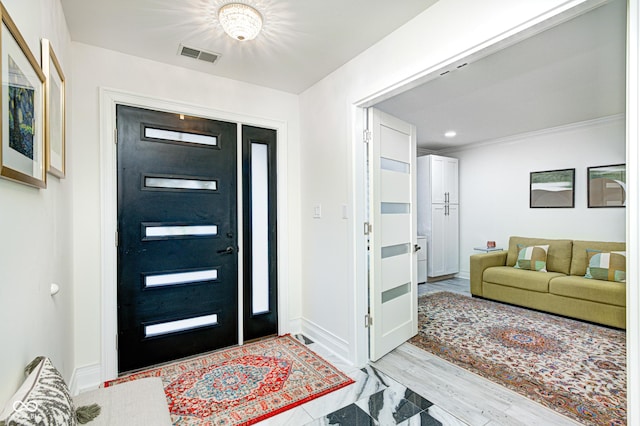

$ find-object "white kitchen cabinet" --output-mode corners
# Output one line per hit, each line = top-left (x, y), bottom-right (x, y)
(417, 155), (459, 278)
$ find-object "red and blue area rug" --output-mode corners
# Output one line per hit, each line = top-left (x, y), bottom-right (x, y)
(410, 291), (626, 425)
(105, 334), (353, 425)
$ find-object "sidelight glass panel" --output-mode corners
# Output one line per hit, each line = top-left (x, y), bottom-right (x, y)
(145, 127), (217, 146)
(145, 225), (218, 238)
(251, 143), (270, 315)
(381, 157), (409, 174)
(381, 202), (410, 214)
(382, 282), (411, 303)
(145, 314), (218, 337)
(145, 177), (217, 191)
(145, 269), (218, 288)
(381, 243), (410, 258)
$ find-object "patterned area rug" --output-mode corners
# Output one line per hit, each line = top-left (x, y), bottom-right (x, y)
(105, 335), (354, 425)
(410, 292), (626, 425)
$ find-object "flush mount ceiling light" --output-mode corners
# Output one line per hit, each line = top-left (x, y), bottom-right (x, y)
(444, 130), (457, 138)
(218, 3), (263, 41)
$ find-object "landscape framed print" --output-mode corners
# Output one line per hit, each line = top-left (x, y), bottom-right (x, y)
(42, 38), (65, 178)
(0, 3), (46, 188)
(530, 168), (575, 208)
(588, 164), (626, 208)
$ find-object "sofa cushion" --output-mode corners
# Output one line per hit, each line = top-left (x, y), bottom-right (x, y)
(570, 240), (626, 276)
(483, 266), (564, 293)
(507, 236), (573, 274)
(550, 275), (626, 307)
(0, 357), (76, 426)
(585, 250), (626, 282)
(514, 244), (549, 271)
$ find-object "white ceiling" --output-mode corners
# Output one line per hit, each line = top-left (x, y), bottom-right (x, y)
(59, 0), (438, 94)
(60, 0), (626, 152)
(375, 0), (627, 151)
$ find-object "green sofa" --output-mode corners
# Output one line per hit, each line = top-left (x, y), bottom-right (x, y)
(470, 236), (626, 329)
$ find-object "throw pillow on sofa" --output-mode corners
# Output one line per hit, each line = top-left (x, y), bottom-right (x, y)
(514, 244), (549, 272)
(585, 250), (626, 282)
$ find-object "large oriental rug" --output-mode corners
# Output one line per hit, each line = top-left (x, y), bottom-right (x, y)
(105, 335), (354, 425)
(410, 292), (626, 425)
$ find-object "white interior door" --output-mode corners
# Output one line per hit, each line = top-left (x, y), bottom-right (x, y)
(368, 108), (417, 361)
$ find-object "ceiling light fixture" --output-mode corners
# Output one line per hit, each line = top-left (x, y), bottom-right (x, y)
(218, 3), (263, 41)
(444, 130), (457, 138)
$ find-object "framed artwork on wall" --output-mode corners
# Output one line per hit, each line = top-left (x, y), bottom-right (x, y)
(42, 38), (65, 178)
(588, 164), (626, 208)
(530, 168), (575, 208)
(0, 3), (46, 188)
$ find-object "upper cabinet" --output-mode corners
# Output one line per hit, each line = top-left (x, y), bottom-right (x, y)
(428, 155), (459, 204)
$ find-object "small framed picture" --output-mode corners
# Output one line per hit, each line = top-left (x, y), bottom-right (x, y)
(530, 168), (575, 208)
(588, 164), (625, 208)
(42, 38), (65, 178)
(0, 4), (46, 188)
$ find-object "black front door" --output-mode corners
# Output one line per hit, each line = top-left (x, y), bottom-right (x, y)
(116, 105), (238, 373)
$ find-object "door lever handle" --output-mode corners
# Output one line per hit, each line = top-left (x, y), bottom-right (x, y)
(414, 244), (422, 253)
(217, 246), (235, 254)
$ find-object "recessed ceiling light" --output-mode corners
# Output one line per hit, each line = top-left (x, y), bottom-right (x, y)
(444, 131), (457, 138)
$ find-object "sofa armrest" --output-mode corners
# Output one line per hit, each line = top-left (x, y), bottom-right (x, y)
(470, 251), (508, 296)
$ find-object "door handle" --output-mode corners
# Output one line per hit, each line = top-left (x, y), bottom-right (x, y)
(414, 244), (422, 253)
(217, 246), (235, 255)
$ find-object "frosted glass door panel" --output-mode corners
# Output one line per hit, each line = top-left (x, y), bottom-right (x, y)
(145, 127), (218, 146)
(145, 269), (218, 288)
(145, 177), (217, 191)
(144, 225), (218, 238)
(251, 143), (270, 315)
(145, 314), (218, 337)
(382, 283), (411, 304)
(381, 243), (410, 259)
(381, 157), (409, 174)
(381, 203), (410, 214)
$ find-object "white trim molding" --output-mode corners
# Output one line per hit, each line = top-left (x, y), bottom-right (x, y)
(99, 88), (290, 382)
(626, 0), (639, 422)
(69, 363), (101, 396)
(301, 318), (351, 362)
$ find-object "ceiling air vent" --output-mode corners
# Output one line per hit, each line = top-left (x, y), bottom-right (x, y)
(178, 44), (220, 64)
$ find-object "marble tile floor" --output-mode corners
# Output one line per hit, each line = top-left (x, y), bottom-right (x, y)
(254, 333), (463, 426)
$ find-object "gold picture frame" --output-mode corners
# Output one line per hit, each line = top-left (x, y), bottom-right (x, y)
(0, 3), (46, 188)
(42, 38), (65, 178)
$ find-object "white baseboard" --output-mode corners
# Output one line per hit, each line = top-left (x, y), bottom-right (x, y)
(69, 363), (101, 396)
(457, 271), (470, 280)
(300, 318), (350, 361)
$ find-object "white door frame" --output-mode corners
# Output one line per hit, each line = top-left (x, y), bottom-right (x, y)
(99, 88), (290, 381)
(350, 5), (638, 422)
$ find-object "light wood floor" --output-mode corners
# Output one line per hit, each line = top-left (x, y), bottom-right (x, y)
(373, 278), (582, 426)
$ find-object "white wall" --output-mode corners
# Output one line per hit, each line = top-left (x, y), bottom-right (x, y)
(447, 115), (626, 277)
(70, 43), (301, 375)
(0, 0), (74, 403)
(299, 0), (604, 364)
